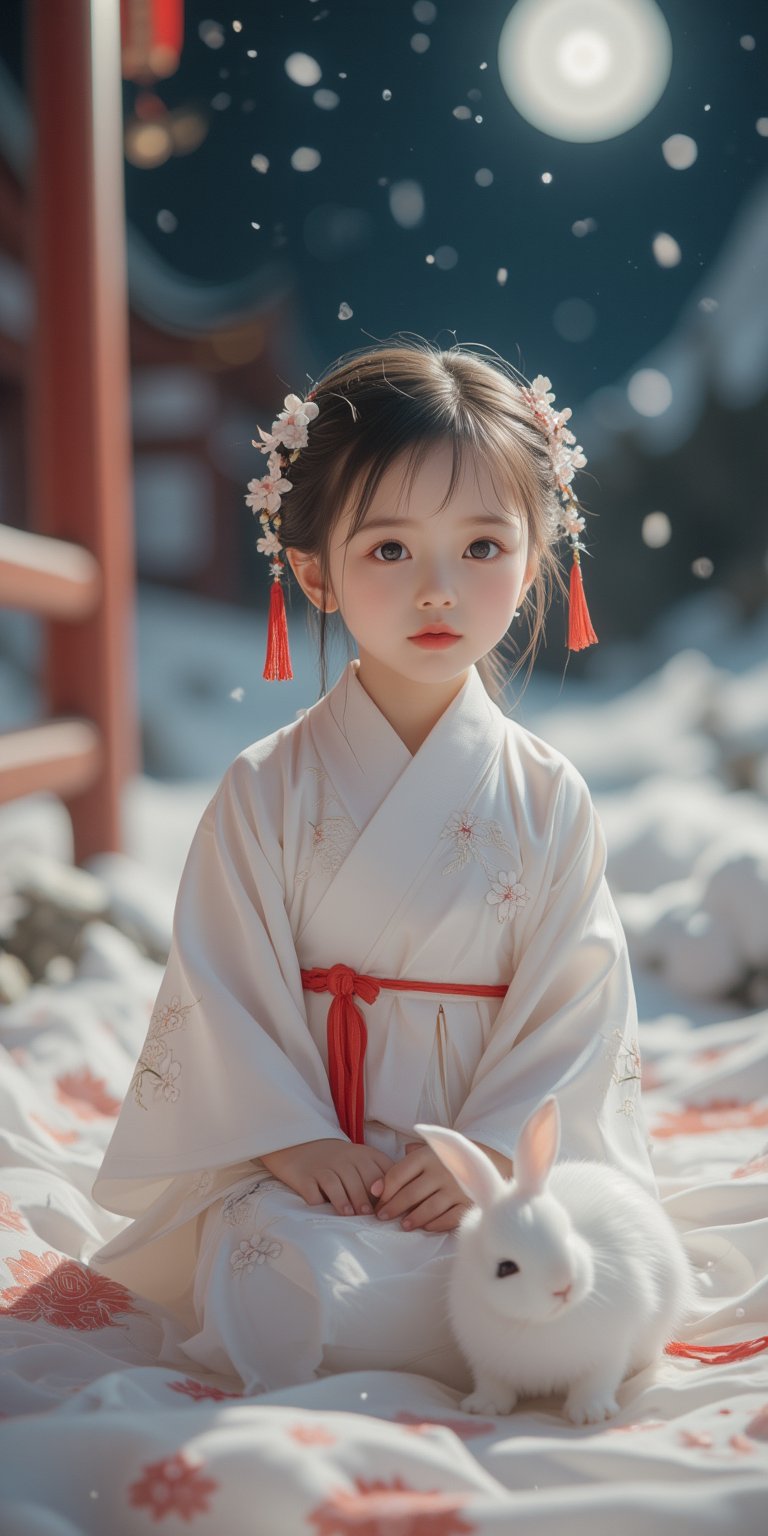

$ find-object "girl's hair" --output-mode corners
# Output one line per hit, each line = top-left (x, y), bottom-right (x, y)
(277, 336), (572, 701)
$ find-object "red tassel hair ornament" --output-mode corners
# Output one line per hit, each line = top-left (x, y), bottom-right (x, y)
(568, 548), (598, 652)
(244, 389), (319, 681)
(263, 561), (293, 681)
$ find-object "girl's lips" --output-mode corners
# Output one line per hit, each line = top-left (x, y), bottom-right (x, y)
(408, 633), (462, 648)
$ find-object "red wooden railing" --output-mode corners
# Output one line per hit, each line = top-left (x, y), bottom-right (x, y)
(0, 0), (138, 862)
(0, 524), (103, 805)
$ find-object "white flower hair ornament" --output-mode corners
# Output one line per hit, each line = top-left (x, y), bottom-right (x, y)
(245, 390), (319, 679)
(520, 375), (598, 652)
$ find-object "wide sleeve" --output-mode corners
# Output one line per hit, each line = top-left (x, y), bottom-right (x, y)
(453, 762), (657, 1197)
(93, 749), (347, 1217)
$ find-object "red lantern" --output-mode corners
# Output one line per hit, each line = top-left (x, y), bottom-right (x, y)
(121, 0), (184, 83)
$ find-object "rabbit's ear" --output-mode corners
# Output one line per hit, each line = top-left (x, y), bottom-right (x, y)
(414, 1124), (506, 1208)
(513, 1097), (561, 1197)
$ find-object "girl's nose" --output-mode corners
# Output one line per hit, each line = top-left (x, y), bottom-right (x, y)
(415, 564), (458, 606)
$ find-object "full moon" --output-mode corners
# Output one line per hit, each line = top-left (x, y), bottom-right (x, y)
(498, 0), (673, 143)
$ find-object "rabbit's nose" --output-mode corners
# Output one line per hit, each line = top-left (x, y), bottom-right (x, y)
(553, 1283), (572, 1302)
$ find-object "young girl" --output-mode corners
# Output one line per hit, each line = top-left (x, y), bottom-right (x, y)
(92, 340), (656, 1394)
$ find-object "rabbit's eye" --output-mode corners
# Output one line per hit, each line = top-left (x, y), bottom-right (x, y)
(496, 1259), (519, 1278)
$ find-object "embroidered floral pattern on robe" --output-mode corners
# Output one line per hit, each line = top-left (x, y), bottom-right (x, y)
(130, 994), (199, 1110)
(603, 1028), (643, 1117)
(440, 810), (529, 922)
(230, 1232), (284, 1274)
(295, 764), (359, 885)
(222, 1177), (284, 1228)
(485, 870), (530, 923)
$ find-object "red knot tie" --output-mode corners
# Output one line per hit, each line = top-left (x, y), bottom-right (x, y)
(300, 964), (508, 1144)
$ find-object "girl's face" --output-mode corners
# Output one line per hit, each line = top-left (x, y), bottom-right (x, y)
(291, 440), (537, 693)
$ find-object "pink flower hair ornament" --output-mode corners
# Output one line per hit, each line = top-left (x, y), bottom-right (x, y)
(521, 375), (597, 653)
(246, 378), (596, 682)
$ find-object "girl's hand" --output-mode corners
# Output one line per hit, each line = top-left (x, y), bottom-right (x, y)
(370, 1141), (472, 1233)
(259, 1138), (394, 1217)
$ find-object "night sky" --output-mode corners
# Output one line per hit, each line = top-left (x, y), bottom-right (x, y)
(0, 1), (765, 407)
(118, 0), (767, 404)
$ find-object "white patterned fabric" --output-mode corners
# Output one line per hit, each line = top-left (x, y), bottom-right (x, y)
(0, 664), (766, 1527)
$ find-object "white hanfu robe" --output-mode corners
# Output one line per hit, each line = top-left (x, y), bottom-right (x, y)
(92, 658), (656, 1393)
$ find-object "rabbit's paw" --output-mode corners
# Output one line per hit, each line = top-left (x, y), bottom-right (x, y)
(460, 1384), (517, 1417)
(564, 1385), (619, 1425)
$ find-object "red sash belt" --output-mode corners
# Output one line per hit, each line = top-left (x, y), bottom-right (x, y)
(300, 962), (507, 1144)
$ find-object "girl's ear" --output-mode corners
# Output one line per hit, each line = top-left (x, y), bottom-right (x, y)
(521, 546), (539, 601)
(284, 548), (339, 613)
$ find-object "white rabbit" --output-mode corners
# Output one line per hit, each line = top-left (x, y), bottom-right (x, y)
(414, 1096), (696, 1424)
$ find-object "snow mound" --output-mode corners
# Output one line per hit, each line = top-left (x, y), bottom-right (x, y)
(617, 827), (768, 1006)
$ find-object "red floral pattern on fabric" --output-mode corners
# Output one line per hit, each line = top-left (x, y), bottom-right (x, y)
(167, 1377), (242, 1402)
(651, 1099), (768, 1139)
(55, 1067), (121, 1120)
(394, 1412), (496, 1439)
(732, 1153), (768, 1179)
(29, 1113), (79, 1145)
(0, 1192), (26, 1232)
(288, 1423), (337, 1445)
(605, 1420), (666, 1434)
(128, 1452), (218, 1522)
(0, 1249), (140, 1330)
(679, 1429), (714, 1448)
(307, 1476), (475, 1534)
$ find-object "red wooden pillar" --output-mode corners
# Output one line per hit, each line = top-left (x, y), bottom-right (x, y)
(26, 0), (138, 860)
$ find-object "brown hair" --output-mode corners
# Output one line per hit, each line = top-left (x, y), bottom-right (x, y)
(275, 336), (573, 701)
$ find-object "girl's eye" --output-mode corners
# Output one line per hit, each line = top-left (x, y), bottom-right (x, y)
(467, 538), (501, 560)
(371, 540), (503, 565)
(372, 541), (407, 562)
